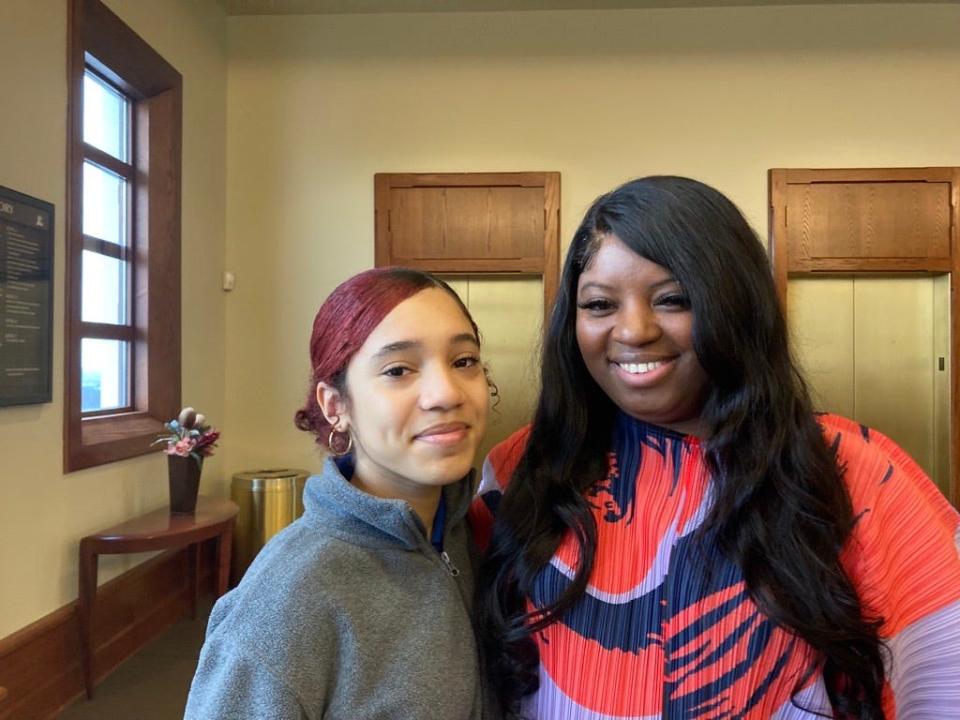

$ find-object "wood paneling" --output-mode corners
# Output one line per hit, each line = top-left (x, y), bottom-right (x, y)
(83, 0), (180, 99)
(0, 545), (215, 720)
(375, 171), (561, 322)
(790, 257), (952, 273)
(390, 186), (544, 260)
(383, 257), (544, 273)
(777, 167), (955, 185)
(786, 182), (951, 262)
(541, 174), (560, 321)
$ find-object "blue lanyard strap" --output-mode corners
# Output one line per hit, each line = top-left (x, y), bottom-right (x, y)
(430, 493), (447, 552)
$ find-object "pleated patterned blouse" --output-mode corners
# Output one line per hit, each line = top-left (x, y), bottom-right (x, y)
(472, 413), (960, 719)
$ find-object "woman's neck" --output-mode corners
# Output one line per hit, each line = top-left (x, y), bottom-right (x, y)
(619, 410), (709, 440)
(349, 461), (443, 532)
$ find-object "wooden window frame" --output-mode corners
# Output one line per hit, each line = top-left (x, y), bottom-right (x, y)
(769, 167), (960, 507)
(65, 0), (182, 472)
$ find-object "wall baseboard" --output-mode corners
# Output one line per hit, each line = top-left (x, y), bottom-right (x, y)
(0, 542), (216, 720)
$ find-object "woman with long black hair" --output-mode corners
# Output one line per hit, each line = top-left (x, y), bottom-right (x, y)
(474, 176), (960, 719)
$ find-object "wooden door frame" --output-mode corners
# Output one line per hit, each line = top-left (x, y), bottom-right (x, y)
(769, 167), (960, 507)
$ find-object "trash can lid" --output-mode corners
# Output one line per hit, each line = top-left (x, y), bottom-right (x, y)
(232, 468), (309, 481)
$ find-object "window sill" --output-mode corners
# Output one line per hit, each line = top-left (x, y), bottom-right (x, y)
(66, 412), (166, 471)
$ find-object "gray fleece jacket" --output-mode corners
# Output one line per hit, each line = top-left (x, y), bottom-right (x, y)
(184, 457), (485, 720)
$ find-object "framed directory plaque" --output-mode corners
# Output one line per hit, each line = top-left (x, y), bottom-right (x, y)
(0, 185), (54, 406)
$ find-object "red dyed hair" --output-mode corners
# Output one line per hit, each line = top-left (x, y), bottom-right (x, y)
(294, 267), (478, 449)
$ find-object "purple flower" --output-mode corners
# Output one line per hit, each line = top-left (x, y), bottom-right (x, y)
(195, 430), (220, 457)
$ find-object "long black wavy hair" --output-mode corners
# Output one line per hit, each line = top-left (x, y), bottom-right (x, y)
(475, 176), (886, 718)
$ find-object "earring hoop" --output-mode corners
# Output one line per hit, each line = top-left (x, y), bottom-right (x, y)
(327, 428), (353, 457)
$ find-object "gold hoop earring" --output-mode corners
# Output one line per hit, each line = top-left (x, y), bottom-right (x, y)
(328, 428), (353, 457)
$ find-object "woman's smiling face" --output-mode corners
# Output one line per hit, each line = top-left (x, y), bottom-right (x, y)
(575, 235), (710, 436)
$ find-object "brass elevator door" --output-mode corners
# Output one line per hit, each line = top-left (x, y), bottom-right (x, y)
(788, 275), (951, 496)
(445, 276), (542, 470)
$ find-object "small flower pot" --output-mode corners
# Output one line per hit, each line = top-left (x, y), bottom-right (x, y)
(168, 455), (203, 514)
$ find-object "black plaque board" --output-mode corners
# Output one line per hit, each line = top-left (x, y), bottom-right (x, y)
(0, 185), (54, 406)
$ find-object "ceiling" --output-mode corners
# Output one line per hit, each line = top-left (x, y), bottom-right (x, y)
(223, 0), (957, 15)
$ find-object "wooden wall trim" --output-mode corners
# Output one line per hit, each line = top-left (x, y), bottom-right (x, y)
(65, 0), (184, 472)
(776, 167), (954, 184)
(768, 169), (789, 311)
(950, 167), (959, 508)
(542, 172), (561, 320)
(0, 544), (215, 720)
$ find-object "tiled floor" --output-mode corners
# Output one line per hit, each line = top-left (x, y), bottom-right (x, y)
(59, 603), (210, 720)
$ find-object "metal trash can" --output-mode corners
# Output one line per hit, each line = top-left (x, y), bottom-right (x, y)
(230, 468), (310, 585)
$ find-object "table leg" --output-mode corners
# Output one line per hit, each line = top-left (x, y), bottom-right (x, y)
(77, 540), (99, 700)
(189, 542), (200, 620)
(215, 521), (233, 598)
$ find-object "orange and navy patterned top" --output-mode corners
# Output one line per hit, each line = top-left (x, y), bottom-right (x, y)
(471, 413), (960, 719)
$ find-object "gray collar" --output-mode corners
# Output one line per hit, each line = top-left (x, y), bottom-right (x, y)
(302, 456), (475, 551)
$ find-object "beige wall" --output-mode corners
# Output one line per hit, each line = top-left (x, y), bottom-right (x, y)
(3, 0), (960, 641)
(224, 3), (960, 476)
(0, 0), (227, 639)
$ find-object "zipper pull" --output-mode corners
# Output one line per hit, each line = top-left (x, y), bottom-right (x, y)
(440, 551), (461, 577)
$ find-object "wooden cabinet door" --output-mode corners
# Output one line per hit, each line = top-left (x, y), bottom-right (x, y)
(770, 168), (957, 284)
(375, 172), (560, 320)
(784, 179), (951, 266)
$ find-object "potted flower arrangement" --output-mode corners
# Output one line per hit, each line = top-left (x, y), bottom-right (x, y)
(154, 407), (220, 514)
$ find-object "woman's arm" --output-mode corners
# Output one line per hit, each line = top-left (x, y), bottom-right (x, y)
(468, 425), (531, 552)
(185, 636), (310, 720)
(832, 417), (960, 717)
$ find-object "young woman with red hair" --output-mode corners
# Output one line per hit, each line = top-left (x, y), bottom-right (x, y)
(186, 268), (495, 720)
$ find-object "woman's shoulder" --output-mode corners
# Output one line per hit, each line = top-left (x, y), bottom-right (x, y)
(813, 411), (893, 454)
(480, 425), (532, 492)
(818, 414), (960, 644)
(193, 527), (364, 717)
(216, 524), (351, 614)
(815, 413), (958, 578)
(220, 516), (395, 620)
(468, 426), (532, 550)
(813, 413), (947, 508)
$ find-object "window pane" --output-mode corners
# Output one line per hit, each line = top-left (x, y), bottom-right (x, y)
(81, 339), (130, 412)
(83, 161), (127, 246)
(82, 251), (129, 324)
(83, 72), (129, 162)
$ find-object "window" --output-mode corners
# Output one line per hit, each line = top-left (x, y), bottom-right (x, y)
(65, 0), (182, 471)
(81, 71), (132, 414)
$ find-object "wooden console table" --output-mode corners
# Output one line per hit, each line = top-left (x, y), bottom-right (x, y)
(77, 496), (238, 699)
